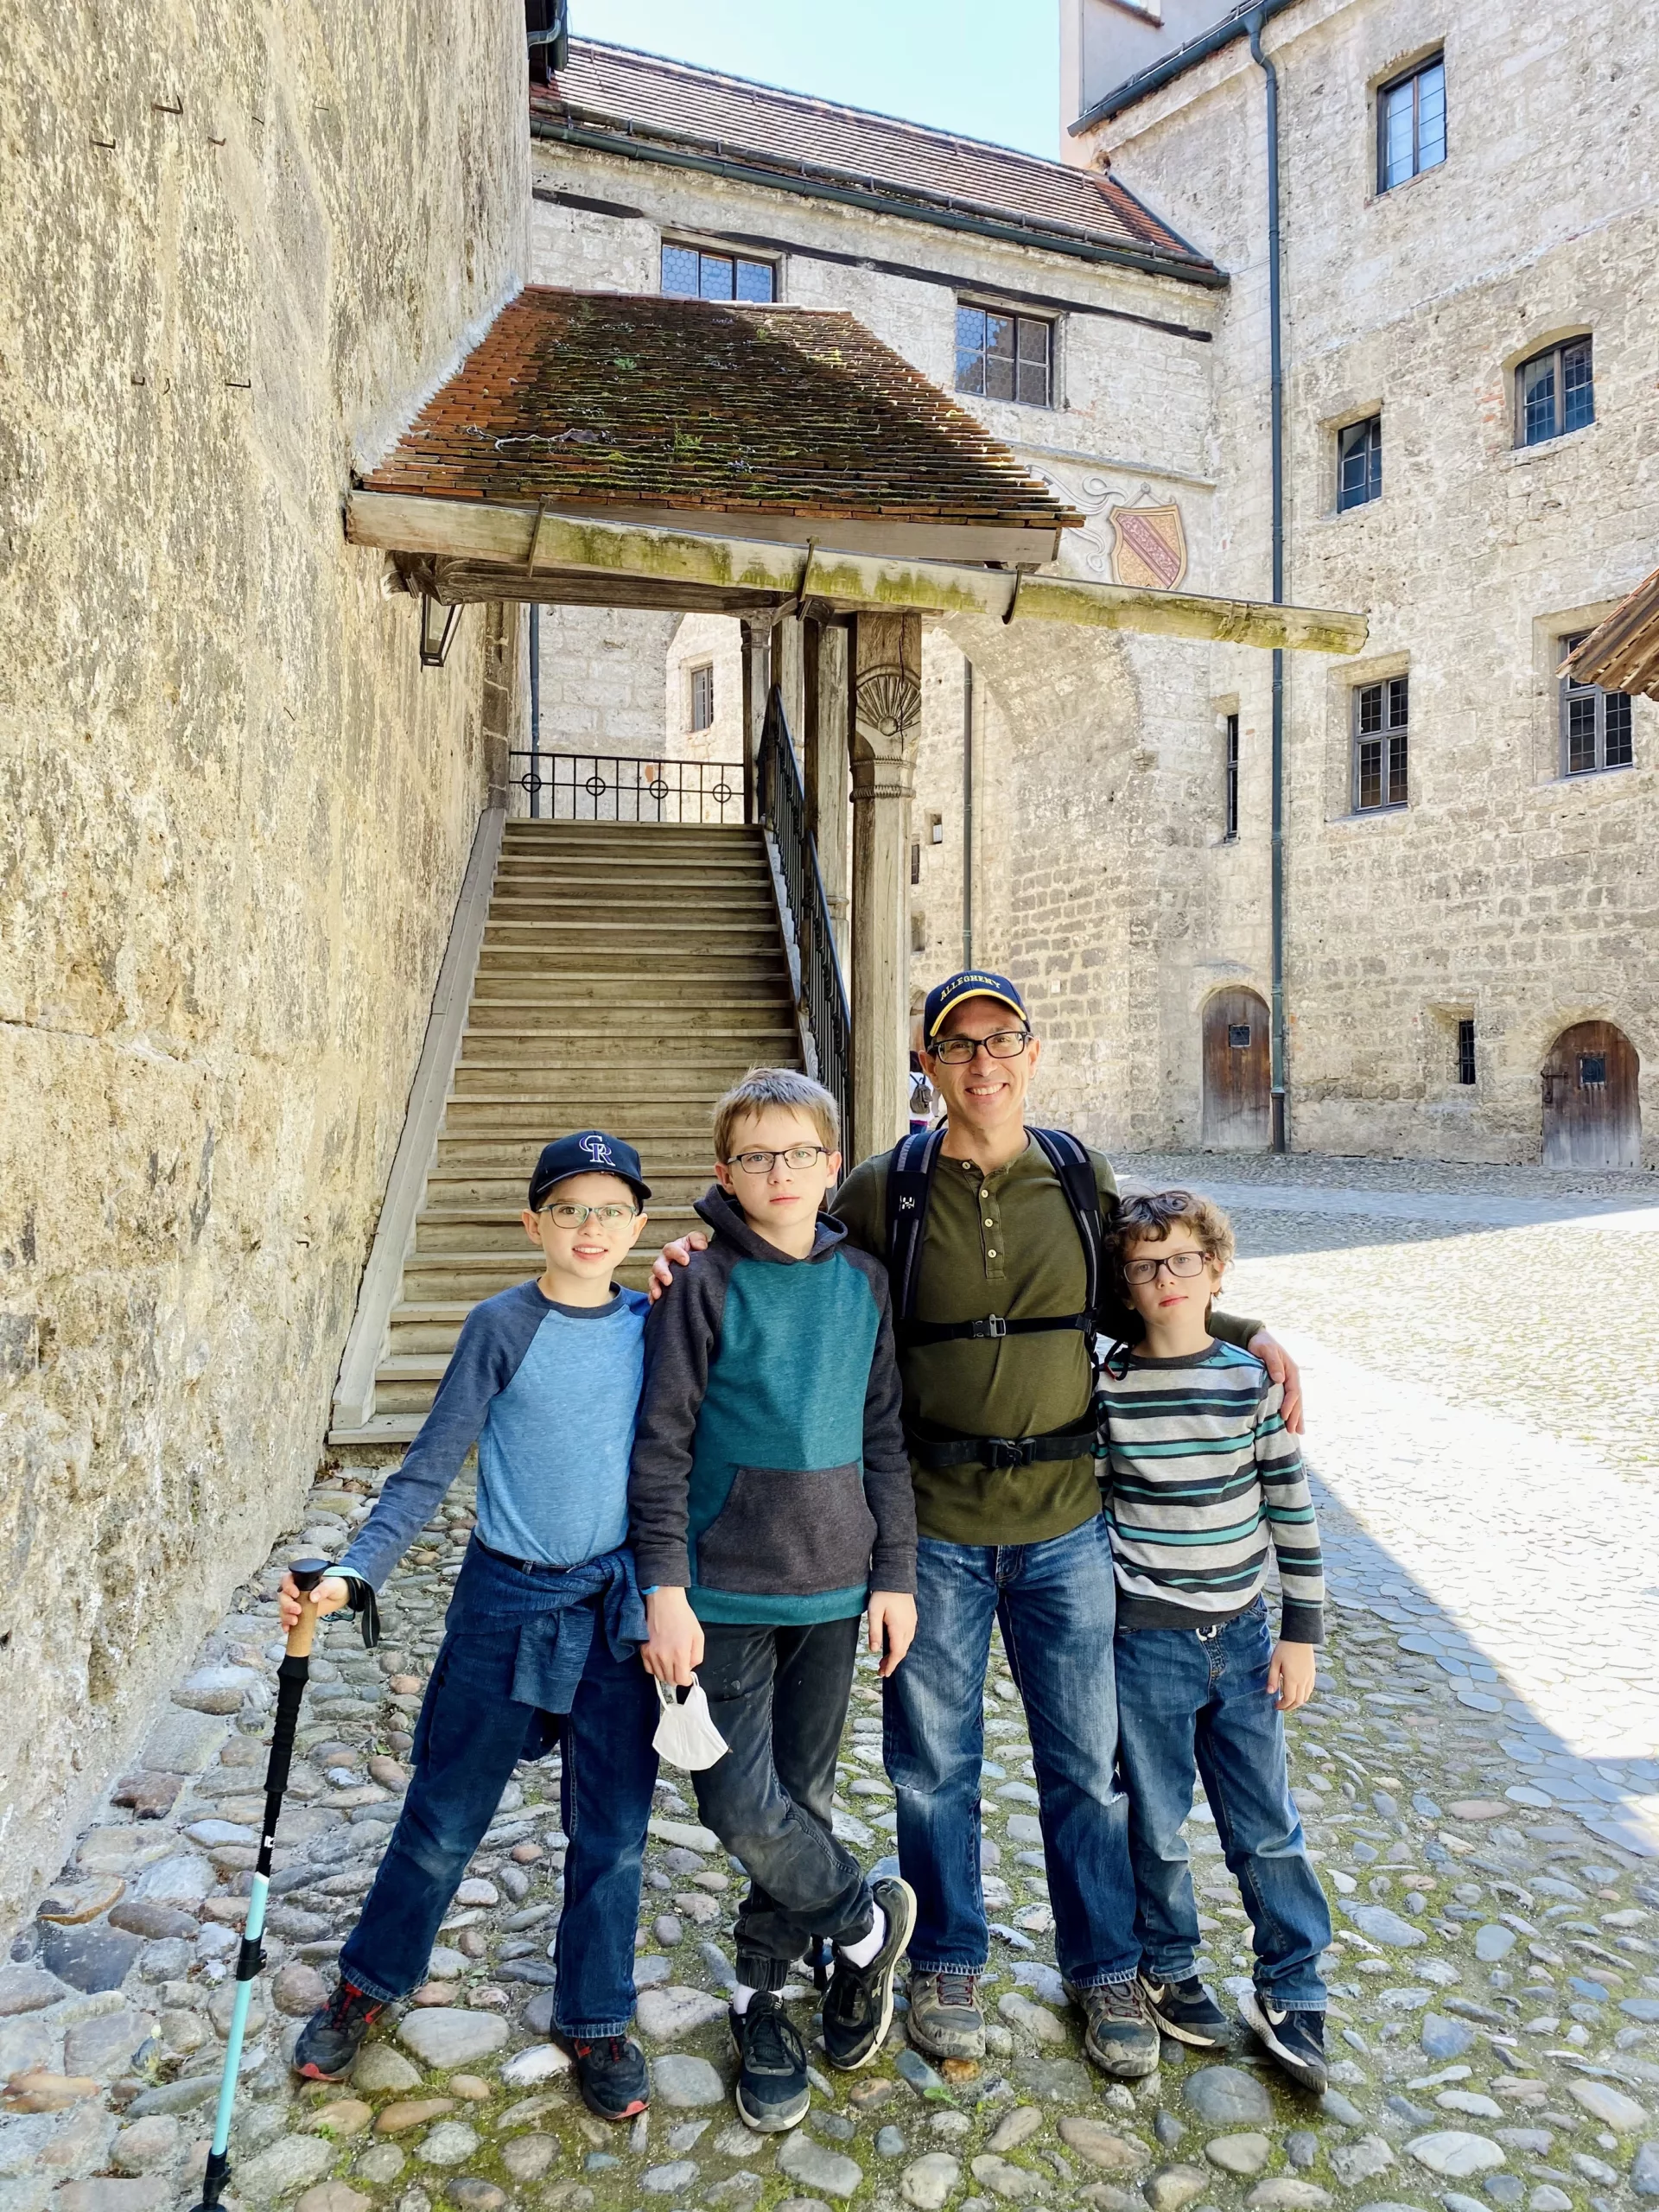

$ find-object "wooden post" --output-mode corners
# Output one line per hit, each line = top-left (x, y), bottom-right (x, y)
(804, 619), (851, 966)
(773, 615), (806, 757)
(849, 611), (921, 1164)
(739, 619), (770, 823)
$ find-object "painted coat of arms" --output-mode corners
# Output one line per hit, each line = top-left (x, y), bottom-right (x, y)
(1107, 501), (1189, 591)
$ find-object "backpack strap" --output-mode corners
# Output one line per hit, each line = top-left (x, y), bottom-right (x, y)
(1027, 1127), (1105, 1336)
(886, 1124), (947, 1326)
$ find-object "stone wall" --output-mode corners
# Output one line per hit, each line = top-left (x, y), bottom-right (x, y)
(0, 0), (527, 1933)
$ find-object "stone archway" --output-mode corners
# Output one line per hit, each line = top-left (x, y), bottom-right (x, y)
(1541, 1020), (1640, 1169)
(1202, 988), (1271, 1151)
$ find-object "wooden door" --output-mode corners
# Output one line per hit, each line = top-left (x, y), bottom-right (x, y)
(1541, 1020), (1640, 1169)
(1202, 988), (1271, 1150)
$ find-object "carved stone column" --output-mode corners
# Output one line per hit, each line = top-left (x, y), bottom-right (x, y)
(849, 612), (922, 1162)
(804, 618), (851, 965)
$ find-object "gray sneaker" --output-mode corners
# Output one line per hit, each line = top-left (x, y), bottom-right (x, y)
(906, 1969), (985, 2061)
(1065, 1977), (1161, 2080)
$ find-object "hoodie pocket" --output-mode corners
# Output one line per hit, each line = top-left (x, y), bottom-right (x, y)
(696, 1465), (877, 1598)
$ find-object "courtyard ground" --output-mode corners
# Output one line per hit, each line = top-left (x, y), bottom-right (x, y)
(3, 1154), (1657, 2212)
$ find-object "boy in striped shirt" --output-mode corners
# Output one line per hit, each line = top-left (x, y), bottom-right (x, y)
(1097, 1190), (1332, 2091)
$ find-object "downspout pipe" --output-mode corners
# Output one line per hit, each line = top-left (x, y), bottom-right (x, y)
(1248, 10), (1289, 1154)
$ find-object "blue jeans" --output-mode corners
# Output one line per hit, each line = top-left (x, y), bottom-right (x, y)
(1113, 1599), (1331, 2011)
(339, 1591), (658, 2038)
(882, 1515), (1139, 1987)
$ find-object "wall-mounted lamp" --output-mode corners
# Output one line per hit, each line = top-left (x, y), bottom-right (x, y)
(419, 594), (462, 671)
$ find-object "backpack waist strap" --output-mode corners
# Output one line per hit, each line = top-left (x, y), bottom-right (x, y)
(898, 1311), (1092, 1347)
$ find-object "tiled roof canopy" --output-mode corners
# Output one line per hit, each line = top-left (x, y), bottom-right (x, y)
(1567, 566), (1659, 701)
(531, 38), (1220, 284)
(359, 289), (1084, 555)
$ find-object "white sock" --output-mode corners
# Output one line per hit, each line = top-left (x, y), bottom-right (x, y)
(731, 1982), (760, 2016)
(839, 1904), (887, 1969)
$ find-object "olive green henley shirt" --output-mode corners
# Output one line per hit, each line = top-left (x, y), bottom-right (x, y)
(832, 1137), (1262, 1548)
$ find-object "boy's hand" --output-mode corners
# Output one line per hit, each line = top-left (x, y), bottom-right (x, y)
(278, 1571), (350, 1635)
(868, 1592), (917, 1678)
(1248, 1331), (1303, 1433)
(647, 1233), (709, 1301)
(1268, 1639), (1317, 1713)
(643, 1587), (705, 1686)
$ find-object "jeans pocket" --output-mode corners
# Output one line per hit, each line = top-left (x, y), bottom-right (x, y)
(696, 1465), (876, 1597)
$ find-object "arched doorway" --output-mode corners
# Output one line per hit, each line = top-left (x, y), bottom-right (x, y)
(1541, 1020), (1640, 1169)
(1203, 988), (1271, 1150)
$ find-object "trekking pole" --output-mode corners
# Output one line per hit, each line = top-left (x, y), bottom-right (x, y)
(193, 1555), (331, 2212)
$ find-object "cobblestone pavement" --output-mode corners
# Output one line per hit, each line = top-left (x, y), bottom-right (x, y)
(5, 1156), (1658, 2212)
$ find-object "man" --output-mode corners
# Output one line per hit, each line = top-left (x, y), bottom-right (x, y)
(656, 969), (1300, 2079)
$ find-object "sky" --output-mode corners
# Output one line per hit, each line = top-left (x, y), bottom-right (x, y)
(569, 0), (1062, 161)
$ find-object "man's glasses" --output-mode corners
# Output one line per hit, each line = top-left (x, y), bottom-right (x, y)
(931, 1028), (1032, 1065)
(1122, 1249), (1211, 1286)
(727, 1145), (830, 1174)
(538, 1202), (639, 1229)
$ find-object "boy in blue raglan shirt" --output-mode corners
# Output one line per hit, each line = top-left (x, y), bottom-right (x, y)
(283, 1132), (660, 2123)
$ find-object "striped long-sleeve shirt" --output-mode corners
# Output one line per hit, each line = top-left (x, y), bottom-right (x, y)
(1097, 1339), (1324, 1643)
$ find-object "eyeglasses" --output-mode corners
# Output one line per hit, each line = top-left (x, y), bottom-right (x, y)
(538, 1202), (639, 1230)
(1122, 1249), (1211, 1286)
(931, 1028), (1032, 1065)
(726, 1145), (830, 1174)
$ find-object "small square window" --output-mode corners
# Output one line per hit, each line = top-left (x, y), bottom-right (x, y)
(1228, 1023), (1252, 1050)
(1353, 674), (1408, 811)
(1559, 635), (1632, 776)
(1516, 337), (1593, 447)
(662, 244), (775, 303)
(1579, 1053), (1606, 1087)
(1338, 416), (1382, 511)
(1378, 54), (1446, 190)
(956, 305), (1052, 408)
(689, 664), (715, 734)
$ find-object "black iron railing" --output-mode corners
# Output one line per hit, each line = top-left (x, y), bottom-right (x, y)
(509, 751), (747, 824)
(757, 686), (852, 1143)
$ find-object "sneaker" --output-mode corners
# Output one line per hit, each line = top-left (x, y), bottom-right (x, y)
(1139, 1971), (1232, 2049)
(293, 1980), (385, 2080)
(1238, 1987), (1327, 2092)
(730, 1993), (810, 2133)
(906, 1968), (986, 2061)
(1065, 1978), (1161, 2080)
(823, 1877), (918, 2071)
(564, 2035), (650, 2122)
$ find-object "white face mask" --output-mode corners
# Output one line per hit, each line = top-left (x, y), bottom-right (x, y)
(652, 1676), (729, 1771)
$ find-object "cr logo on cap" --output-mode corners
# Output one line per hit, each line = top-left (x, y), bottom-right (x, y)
(580, 1133), (616, 1166)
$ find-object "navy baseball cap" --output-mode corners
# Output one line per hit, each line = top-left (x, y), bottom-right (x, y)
(922, 969), (1028, 1047)
(528, 1131), (651, 1211)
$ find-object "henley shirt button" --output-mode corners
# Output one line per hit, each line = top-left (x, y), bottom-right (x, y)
(987, 1248), (997, 1258)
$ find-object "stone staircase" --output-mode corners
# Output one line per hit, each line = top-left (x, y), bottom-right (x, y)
(331, 817), (801, 1445)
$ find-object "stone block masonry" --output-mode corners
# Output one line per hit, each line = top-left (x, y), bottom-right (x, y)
(0, 1), (528, 1936)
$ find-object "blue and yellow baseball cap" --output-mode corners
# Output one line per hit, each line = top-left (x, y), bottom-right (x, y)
(922, 969), (1028, 1047)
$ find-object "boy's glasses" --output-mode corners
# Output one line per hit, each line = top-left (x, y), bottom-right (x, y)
(931, 1028), (1032, 1065)
(538, 1202), (639, 1229)
(727, 1145), (829, 1174)
(1122, 1249), (1211, 1286)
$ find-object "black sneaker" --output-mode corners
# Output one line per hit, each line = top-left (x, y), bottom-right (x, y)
(823, 1877), (918, 2072)
(730, 1993), (810, 2133)
(565, 2034), (650, 2121)
(1238, 1987), (1327, 2092)
(1065, 1977), (1161, 2080)
(293, 1980), (385, 2080)
(1139, 1971), (1232, 2049)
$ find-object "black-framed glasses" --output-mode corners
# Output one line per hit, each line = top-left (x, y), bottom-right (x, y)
(1122, 1249), (1211, 1286)
(537, 1201), (639, 1229)
(931, 1027), (1032, 1065)
(726, 1145), (830, 1174)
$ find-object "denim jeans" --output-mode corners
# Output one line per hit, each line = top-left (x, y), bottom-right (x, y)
(882, 1515), (1139, 1987)
(1113, 1598), (1331, 2010)
(692, 1615), (874, 1992)
(338, 1589), (659, 2037)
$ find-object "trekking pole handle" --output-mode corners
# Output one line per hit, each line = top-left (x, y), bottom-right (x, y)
(285, 1557), (332, 1662)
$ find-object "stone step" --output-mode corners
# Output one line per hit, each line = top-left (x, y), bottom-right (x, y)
(474, 948), (790, 974)
(424, 1168), (714, 1208)
(433, 1132), (721, 1168)
(463, 1005), (794, 1033)
(398, 1251), (661, 1303)
(450, 1068), (784, 1102)
(439, 1103), (726, 1137)
(489, 885), (776, 912)
(455, 1032), (795, 1067)
(414, 1205), (699, 1255)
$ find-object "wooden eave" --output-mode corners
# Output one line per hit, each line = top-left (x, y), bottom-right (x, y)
(1567, 566), (1659, 700)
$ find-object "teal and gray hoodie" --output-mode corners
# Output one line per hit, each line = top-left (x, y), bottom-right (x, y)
(628, 1188), (916, 1625)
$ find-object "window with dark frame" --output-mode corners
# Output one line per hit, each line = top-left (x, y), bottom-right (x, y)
(1559, 634), (1632, 776)
(1224, 712), (1240, 840)
(661, 243), (775, 302)
(1378, 54), (1446, 190)
(955, 305), (1052, 407)
(1516, 338), (1593, 447)
(1353, 675), (1409, 811)
(1457, 1018), (1477, 1086)
(689, 664), (715, 734)
(1338, 416), (1382, 511)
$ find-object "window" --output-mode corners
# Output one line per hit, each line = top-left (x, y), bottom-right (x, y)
(1338, 416), (1382, 511)
(1580, 1051), (1607, 1087)
(911, 840), (922, 887)
(1224, 712), (1240, 840)
(1378, 54), (1446, 190)
(1228, 1023), (1252, 1050)
(1516, 338), (1593, 447)
(661, 243), (775, 302)
(956, 305), (1052, 407)
(1457, 1018), (1477, 1086)
(689, 664), (715, 734)
(1559, 635), (1632, 775)
(1353, 675), (1408, 810)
